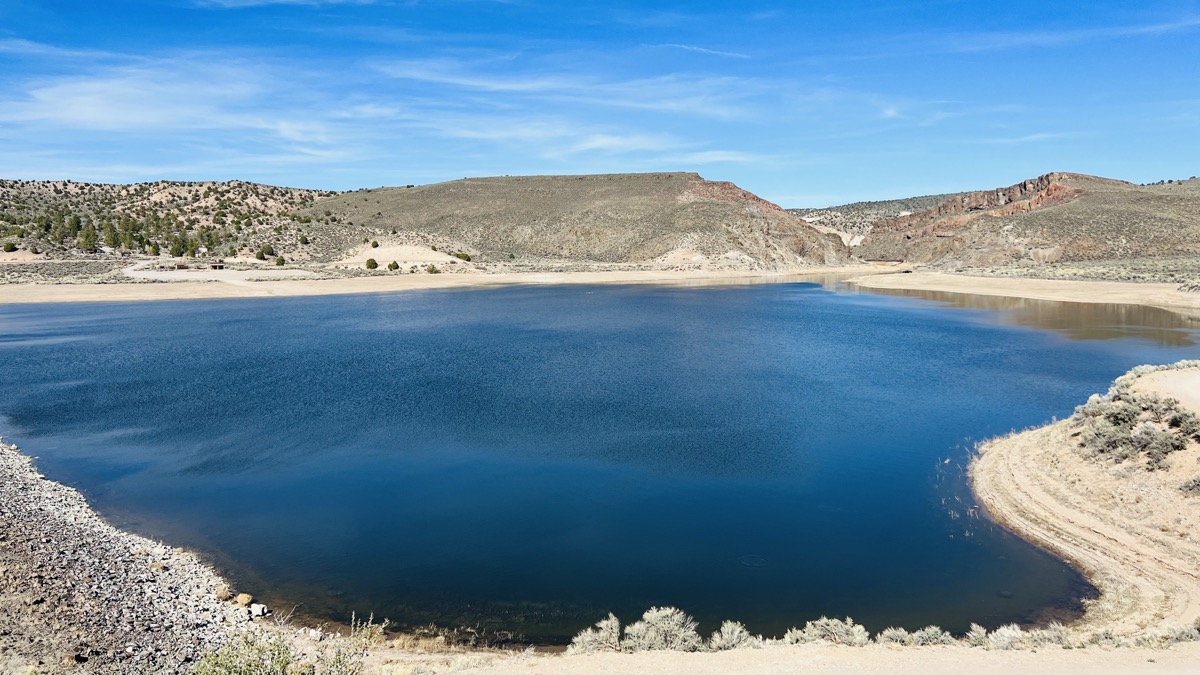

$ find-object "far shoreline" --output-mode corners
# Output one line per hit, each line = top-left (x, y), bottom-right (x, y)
(0, 264), (884, 305)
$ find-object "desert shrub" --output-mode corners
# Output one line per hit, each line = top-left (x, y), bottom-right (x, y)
(262, 244), (275, 256)
(1134, 625), (1200, 648)
(299, 235), (309, 245)
(365, 258), (378, 270)
(622, 607), (703, 652)
(1082, 418), (1130, 456)
(387, 261), (399, 271)
(987, 624), (1026, 650)
(786, 617), (870, 647)
(965, 623), (988, 648)
(1026, 622), (1071, 647)
(426, 264), (440, 274)
(1168, 410), (1200, 438)
(194, 631), (300, 675)
(1088, 629), (1125, 647)
(1179, 281), (1200, 293)
(707, 620), (759, 651)
(2, 242), (14, 252)
(875, 627), (913, 646)
(371, 240), (379, 248)
(1181, 476), (1200, 495)
(1074, 394), (1109, 419)
(453, 252), (471, 261)
(568, 613), (621, 654)
(275, 257), (285, 266)
(912, 626), (955, 646)
(1142, 394), (1181, 423)
(1102, 401), (1141, 429)
(1131, 423), (1160, 452)
(255, 249), (266, 261)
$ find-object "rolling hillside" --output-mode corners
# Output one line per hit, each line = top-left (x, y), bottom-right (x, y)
(855, 173), (1200, 267)
(0, 173), (847, 272)
(304, 172), (847, 268)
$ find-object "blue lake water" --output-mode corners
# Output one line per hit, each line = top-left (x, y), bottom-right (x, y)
(1, 281), (1198, 642)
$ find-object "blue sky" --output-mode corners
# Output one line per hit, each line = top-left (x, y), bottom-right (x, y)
(1, 1), (1198, 206)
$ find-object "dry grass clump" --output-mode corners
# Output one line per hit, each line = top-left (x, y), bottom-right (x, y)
(874, 627), (913, 646)
(195, 613), (389, 675)
(783, 617), (871, 647)
(707, 621), (763, 651)
(1178, 280), (1200, 292)
(194, 631), (300, 675)
(567, 613), (622, 654)
(621, 607), (704, 652)
(1071, 362), (1200, 471)
(965, 623), (989, 647)
(986, 624), (1027, 650)
(911, 626), (956, 646)
(1133, 624), (1200, 649)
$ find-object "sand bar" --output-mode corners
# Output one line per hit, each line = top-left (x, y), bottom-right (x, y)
(850, 271), (1200, 319)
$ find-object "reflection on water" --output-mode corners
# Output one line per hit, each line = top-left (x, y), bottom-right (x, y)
(853, 286), (1199, 347)
(0, 283), (1198, 642)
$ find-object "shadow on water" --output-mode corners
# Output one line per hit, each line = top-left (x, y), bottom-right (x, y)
(848, 285), (1199, 347)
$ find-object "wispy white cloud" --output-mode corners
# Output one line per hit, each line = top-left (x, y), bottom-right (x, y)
(376, 57), (763, 119)
(656, 44), (750, 59)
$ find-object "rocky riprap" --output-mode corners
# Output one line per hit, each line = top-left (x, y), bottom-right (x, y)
(0, 439), (249, 674)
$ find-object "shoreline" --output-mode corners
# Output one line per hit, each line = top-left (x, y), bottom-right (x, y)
(970, 364), (1200, 637)
(849, 270), (1200, 320)
(0, 264), (886, 305)
(0, 438), (245, 673)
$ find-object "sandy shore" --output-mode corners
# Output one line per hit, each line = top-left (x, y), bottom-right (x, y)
(437, 642), (1200, 674)
(0, 265), (882, 305)
(971, 365), (1200, 636)
(850, 271), (1200, 319)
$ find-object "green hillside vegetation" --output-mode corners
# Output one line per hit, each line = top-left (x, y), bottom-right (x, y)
(0, 179), (334, 261)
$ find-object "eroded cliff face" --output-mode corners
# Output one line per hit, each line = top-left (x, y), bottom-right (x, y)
(868, 173), (1084, 237)
(854, 172), (1196, 267)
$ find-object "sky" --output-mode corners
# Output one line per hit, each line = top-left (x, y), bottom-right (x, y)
(0, 1), (1198, 206)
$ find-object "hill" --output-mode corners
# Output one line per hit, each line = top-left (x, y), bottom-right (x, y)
(853, 173), (1200, 270)
(788, 192), (965, 246)
(0, 173), (847, 274)
(303, 172), (846, 269)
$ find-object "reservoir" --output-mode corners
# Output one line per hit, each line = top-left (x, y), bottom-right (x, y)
(1, 281), (1197, 641)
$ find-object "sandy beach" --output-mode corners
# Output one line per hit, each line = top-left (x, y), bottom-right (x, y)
(0, 265), (882, 305)
(971, 364), (1200, 637)
(850, 271), (1200, 319)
